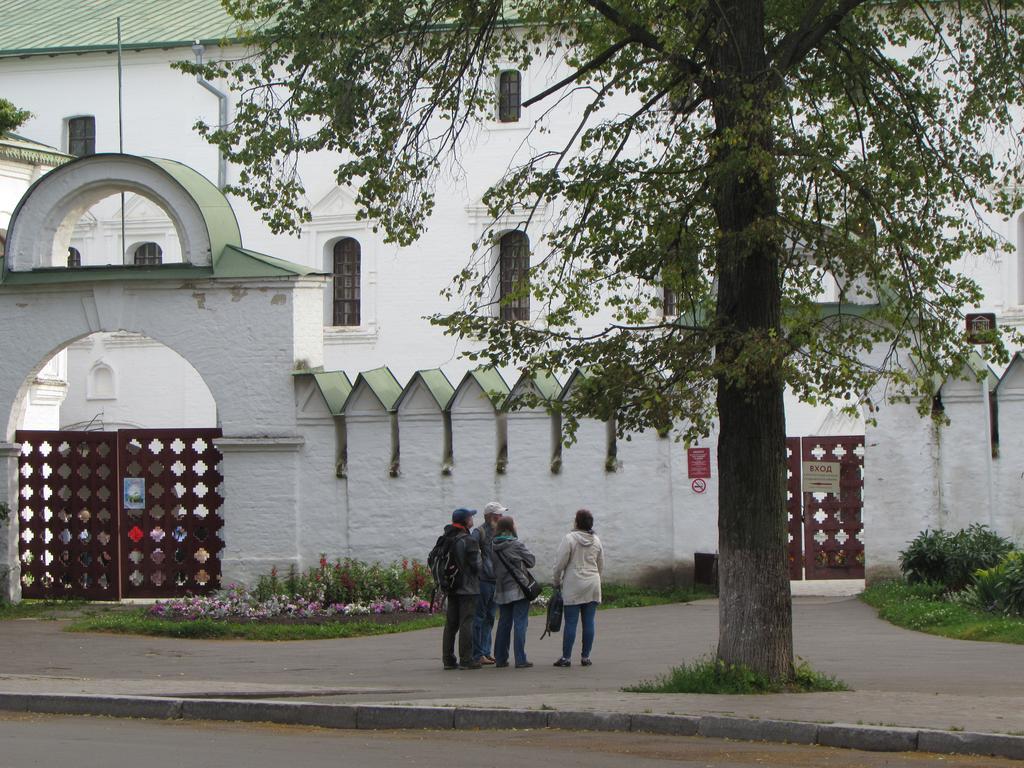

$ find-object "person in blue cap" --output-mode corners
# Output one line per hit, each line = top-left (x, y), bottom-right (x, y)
(441, 508), (482, 670)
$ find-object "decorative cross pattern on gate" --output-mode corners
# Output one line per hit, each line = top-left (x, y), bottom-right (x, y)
(118, 430), (224, 598)
(16, 432), (119, 599)
(15, 428), (224, 600)
(785, 435), (865, 580)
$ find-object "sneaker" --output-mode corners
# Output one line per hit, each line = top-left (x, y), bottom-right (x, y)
(495, 661), (510, 668)
(480, 656), (496, 666)
(515, 662), (534, 669)
(459, 661), (482, 670)
(581, 658), (593, 667)
(553, 658), (571, 667)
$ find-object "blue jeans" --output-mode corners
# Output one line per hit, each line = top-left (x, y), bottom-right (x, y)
(472, 581), (497, 660)
(561, 601), (598, 660)
(494, 598), (530, 666)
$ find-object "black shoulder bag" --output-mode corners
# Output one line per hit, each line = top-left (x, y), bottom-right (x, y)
(495, 547), (543, 601)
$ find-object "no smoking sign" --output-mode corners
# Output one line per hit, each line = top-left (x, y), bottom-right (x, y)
(691, 478), (707, 494)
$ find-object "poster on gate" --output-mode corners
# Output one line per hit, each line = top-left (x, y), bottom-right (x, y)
(123, 478), (146, 509)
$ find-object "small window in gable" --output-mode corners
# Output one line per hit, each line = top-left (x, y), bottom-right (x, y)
(333, 237), (361, 326)
(68, 116), (96, 157)
(132, 242), (162, 266)
(498, 70), (522, 123)
(499, 231), (530, 321)
(67, 247), (82, 268)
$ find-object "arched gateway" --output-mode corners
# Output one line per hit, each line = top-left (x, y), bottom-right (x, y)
(0, 154), (327, 601)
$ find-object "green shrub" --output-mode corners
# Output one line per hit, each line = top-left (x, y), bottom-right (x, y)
(899, 524), (1014, 591)
(624, 656), (847, 694)
(962, 552), (1024, 617)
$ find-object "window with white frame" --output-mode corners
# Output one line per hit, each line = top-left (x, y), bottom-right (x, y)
(498, 231), (530, 321)
(498, 70), (522, 123)
(332, 237), (361, 326)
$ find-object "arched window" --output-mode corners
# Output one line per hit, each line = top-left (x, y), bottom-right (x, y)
(498, 70), (521, 123)
(499, 231), (530, 321)
(132, 242), (162, 266)
(332, 238), (361, 326)
(67, 247), (82, 268)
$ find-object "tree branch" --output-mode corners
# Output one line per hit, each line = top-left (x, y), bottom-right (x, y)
(772, 0), (871, 74)
(585, 0), (703, 75)
(522, 36), (633, 107)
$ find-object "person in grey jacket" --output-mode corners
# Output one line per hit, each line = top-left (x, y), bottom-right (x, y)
(491, 515), (536, 669)
(441, 508), (482, 670)
(471, 501), (506, 665)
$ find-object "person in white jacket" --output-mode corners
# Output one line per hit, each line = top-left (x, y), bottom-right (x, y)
(551, 509), (604, 667)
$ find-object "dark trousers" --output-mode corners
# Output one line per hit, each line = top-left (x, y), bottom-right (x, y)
(442, 593), (477, 666)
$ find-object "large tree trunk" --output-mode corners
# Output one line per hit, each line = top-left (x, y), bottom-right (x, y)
(709, 0), (795, 681)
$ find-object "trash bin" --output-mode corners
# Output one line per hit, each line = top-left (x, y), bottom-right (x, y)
(694, 552), (719, 591)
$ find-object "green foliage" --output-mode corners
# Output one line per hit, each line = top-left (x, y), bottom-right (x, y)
(861, 580), (1024, 644)
(253, 556), (432, 604)
(180, 0), (1024, 441)
(0, 97), (30, 134)
(961, 552), (1024, 618)
(899, 525), (1015, 592)
(624, 656), (847, 694)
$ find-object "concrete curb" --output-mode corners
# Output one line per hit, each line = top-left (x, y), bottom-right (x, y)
(1, 693), (1023, 761)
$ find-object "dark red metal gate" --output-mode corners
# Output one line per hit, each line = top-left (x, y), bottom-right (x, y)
(15, 428), (224, 600)
(786, 435), (865, 580)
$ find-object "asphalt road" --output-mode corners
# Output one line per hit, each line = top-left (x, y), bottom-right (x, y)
(0, 713), (1015, 768)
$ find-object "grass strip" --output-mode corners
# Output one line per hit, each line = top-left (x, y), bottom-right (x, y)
(624, 656), (848, 694)
(62, 584), (714, 641)
(67, 610), (447, 640)
(860, 580), (1024, 644)
(0, 599), (86, 620)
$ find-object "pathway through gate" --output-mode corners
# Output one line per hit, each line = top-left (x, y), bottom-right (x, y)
(15, 428), (223, 600)
(786, 435), (865, 580)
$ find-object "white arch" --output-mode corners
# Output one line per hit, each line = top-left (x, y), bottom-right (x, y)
(4, 155), (223, 271)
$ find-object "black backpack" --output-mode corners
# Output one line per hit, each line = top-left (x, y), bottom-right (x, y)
(428, 531), (461, 593)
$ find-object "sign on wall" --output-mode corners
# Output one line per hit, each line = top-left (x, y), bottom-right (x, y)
(801, 461), (841, 494)
(687, 447), (712, 479)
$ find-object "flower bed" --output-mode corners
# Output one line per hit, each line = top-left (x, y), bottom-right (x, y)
(147, 557), (435, 623)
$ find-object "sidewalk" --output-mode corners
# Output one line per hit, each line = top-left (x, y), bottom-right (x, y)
(1, 597), (1023, 758)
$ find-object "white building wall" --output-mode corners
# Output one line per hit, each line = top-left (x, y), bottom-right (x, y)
(937, 375), (995, 531)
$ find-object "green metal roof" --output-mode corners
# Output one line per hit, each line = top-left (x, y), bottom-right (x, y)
(346, 366), (403, 412)
(448, 367), (510, 410)
(313, 371), (353, 416)
(216, 245), (321, 278)
(558, 367), (595, 400)
(146, 157), (242, 264)
(506, 370), (561, 407)
(397, 369), (455, 410)
(0, 0), (242, 57)
(0, 132), (71, 166)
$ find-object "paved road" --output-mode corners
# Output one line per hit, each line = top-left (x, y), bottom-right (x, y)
(2, 597), (1024, 734)
(0, 713), (1015, 768)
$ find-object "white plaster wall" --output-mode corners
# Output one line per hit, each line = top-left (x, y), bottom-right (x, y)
(936, 378), (995, 531)
(994, 369), (1024, 544)
(862, 398), (940, 580)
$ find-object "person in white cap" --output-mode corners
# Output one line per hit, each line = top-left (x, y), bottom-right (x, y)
(471, 501), (507, 664)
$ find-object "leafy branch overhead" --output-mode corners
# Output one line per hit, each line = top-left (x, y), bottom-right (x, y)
(0, 97), (30, 134)
(183, 0), (1023, 441)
